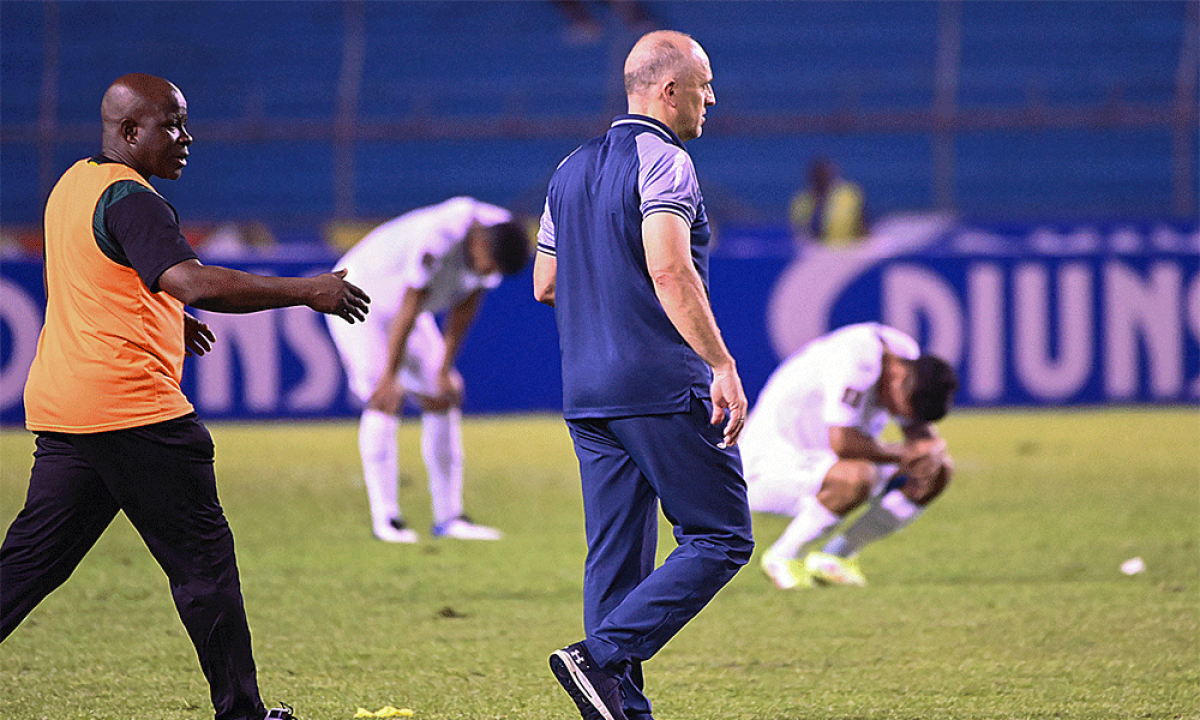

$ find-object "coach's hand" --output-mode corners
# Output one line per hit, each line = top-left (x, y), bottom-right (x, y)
(309, 269), (371, 323)
(183, 313), (215, 357)
(710, 364), (746, 448)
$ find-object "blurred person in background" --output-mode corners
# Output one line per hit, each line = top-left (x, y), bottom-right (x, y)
(194, 221), (277, 260)
(789, 157), (868, 248)
(326, 198), (529, 543)
(0, 73), (369, 720)
(740, 322), (957, 590)
(535, 30), (753, 720)
(553, 0), (657, 44)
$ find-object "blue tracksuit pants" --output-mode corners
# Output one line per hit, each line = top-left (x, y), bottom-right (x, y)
(566, 393), (754, 718)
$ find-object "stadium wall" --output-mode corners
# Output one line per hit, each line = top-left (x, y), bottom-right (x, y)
(1, 219), (1196, 426)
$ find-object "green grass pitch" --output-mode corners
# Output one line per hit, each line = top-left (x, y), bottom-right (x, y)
(1, 408), (1196, 719)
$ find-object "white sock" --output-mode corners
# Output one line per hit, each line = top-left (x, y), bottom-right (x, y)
(359, 409), (400, 527)
(769, 497), (841, 560)
(823, 490), (924, 558)
(422, 408), (464, 526)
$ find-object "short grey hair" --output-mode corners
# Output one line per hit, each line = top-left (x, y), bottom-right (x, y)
(624, 37), (690, 96)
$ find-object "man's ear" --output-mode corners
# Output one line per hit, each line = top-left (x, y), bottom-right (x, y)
(121, 118), (139, 144)
(663, 79), (677, 106)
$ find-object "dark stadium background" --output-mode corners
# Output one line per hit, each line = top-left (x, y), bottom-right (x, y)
(2, 0), (1197, 423)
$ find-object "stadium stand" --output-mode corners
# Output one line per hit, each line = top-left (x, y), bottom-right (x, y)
(1, 0), (1195, 242)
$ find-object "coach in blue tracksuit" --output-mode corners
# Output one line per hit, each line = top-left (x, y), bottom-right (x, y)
(534, 30), (754, 720)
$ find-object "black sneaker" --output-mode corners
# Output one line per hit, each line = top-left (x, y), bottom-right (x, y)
(373, 515), (419, 543)
(549, 642), (627, 720)
(264, 703), (297, 720)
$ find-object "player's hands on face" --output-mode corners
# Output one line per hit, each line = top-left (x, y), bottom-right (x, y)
(901, 437), (947, 483)
(710, 365), (747, 448)
(311, 269), (371, 323)
(183, 313), (215, 357)
(367, 377), (403, 414)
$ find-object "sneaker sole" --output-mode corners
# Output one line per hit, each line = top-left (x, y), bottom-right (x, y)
(809, 567), (866, 587)
(373, 531), (419, 544)
(432, 531), (502, 540)
(549, 649), (617, 720)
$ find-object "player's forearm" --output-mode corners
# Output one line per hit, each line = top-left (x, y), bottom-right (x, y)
(381, 313), (417, 379)
(439, 292), (482, 373)
(379, 293), (423, 380)
(829, 426), (903, 464)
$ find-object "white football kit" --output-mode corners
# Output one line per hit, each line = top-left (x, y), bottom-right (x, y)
(326, 197), (511, 542)
(740, 323), (920, 516)
(327, 197), (508, 402)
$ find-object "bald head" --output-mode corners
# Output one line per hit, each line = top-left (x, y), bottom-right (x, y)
(623, 31), (715, 141)
(624, 30), (703, 98)
(100, 73), (191, 180)
(102, 73), (181, 129)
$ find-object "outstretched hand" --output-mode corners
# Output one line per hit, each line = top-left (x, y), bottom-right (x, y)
(710, 366), (747, 449)
(311, 269), (371, 323)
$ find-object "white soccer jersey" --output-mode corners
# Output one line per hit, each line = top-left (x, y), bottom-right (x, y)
(334, 197), (509, 323)
(328, 197), (510, 403)
(742, 323), (920, 458)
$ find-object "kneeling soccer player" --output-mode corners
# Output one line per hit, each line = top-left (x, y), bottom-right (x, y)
(740, 322), (958, 589)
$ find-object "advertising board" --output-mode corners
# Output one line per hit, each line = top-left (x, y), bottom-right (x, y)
(1, 220), (1195, 425)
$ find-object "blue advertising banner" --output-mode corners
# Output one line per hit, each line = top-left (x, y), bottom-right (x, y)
(0, 257), (564, 425)
(1, 219), (1196, 425)
(756, 218), (1198, 408)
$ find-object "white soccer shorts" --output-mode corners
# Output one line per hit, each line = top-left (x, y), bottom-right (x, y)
(327, 310), (446, 404)
(742, 446), (839, 516)
(743, 446), (900, 516)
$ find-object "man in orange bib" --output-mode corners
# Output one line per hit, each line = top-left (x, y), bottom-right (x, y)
(0, 73), (369, 720)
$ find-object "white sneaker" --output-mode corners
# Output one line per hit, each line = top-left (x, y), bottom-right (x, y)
(431, 516), (502, 540)
(373, 517), (419, 544)
(760, 550), (812, 589)
(805, 551), (867, 586)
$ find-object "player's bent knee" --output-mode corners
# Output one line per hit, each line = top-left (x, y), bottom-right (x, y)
(819, 460), (873, 514)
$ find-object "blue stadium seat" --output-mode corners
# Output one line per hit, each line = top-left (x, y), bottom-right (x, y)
(0, 0), (1190, 228)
